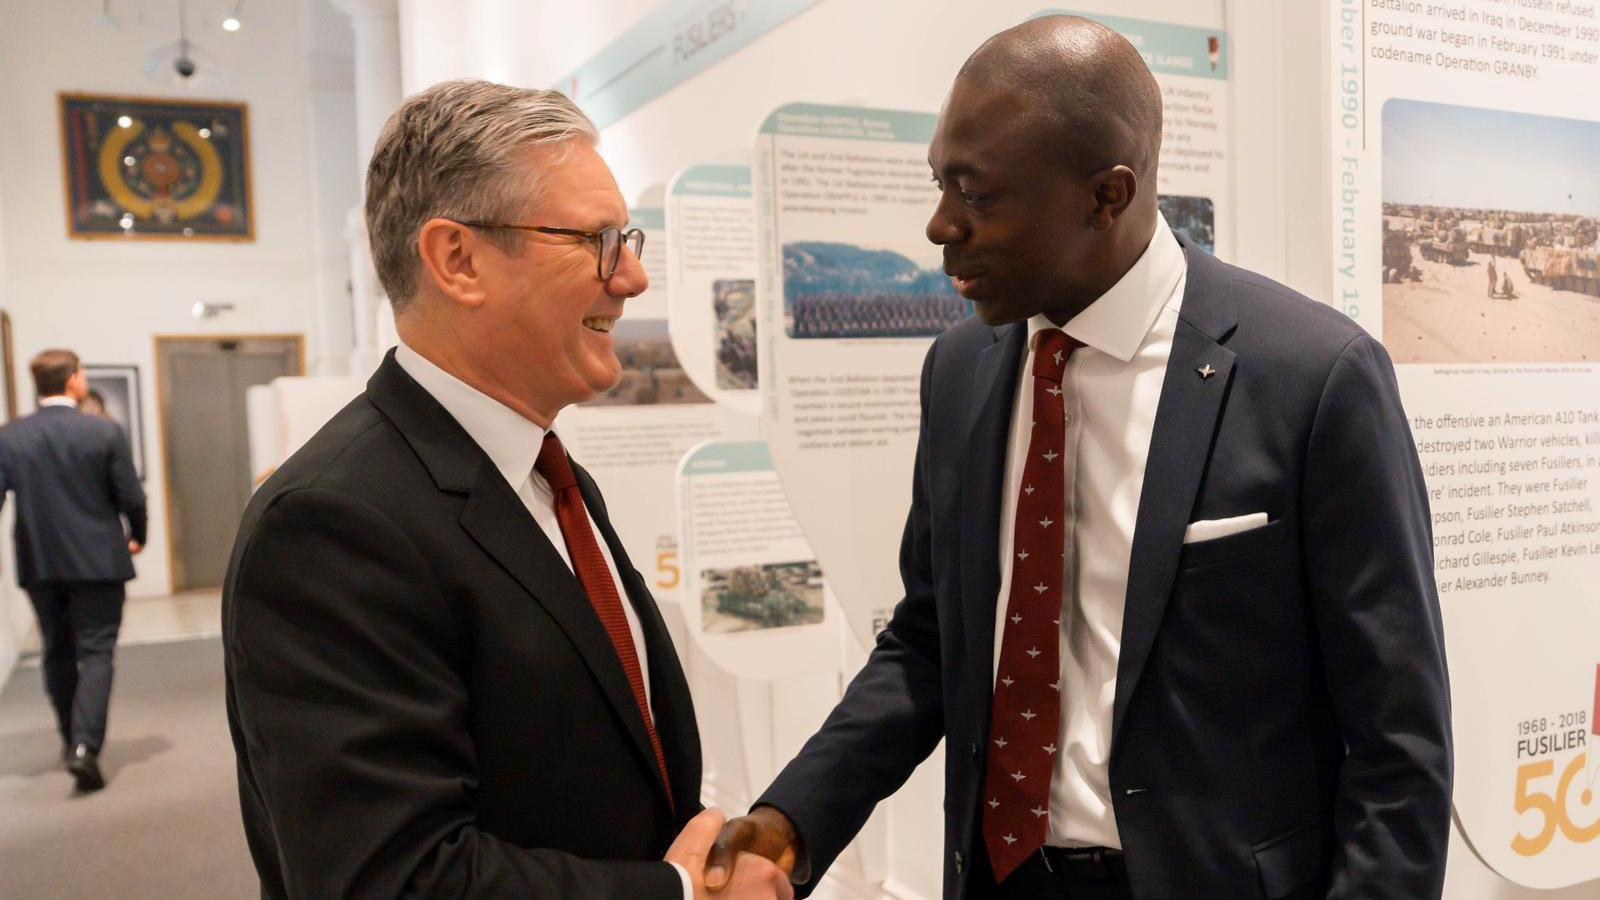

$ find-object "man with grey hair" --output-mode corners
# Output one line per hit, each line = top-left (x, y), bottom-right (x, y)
(223, 80), (790, 900)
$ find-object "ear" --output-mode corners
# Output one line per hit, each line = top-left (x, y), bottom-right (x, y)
(416, 218), (490, 309)
(1088, 165), (1138, 230)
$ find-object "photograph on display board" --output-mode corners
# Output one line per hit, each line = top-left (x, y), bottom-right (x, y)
(580, 318), (711, 406)
(782, 242), (972, 339)
(713, 278), (758, 389)
(1157, 194), (1215, 252)
(83, 364), (145, 480)
(1381, 99), (1600, 364)
(699, 560), (824, 634)
(58, 93), (253, 241)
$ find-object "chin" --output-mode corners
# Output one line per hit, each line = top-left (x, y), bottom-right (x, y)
(972, 302), (1025, 327)
(586, 362), (623, 395)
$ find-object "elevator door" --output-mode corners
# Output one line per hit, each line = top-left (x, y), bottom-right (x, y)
(157, 336), (302, 592)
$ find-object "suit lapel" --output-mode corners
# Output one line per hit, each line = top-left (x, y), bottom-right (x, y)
(457, 466), (674, 808)
(367, 353), (675, 810)
(960, 323), (1026, 711)
(579, 463), (699, 817)
(1112, 240), (1238, 744)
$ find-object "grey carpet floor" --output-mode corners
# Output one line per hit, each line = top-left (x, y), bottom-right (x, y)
(0, 638), (257, 899)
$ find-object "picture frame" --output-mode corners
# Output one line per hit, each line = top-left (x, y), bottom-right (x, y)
(58, 92), (253, 242)
(83, 364), (146, 480)
(1, 310), (15, 421)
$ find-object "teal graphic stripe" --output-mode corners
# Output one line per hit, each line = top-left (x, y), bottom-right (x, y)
(631, 207), (666, 230)
(555, 0), (825, 130)
(1031, 10), (1229, 79)
(683, 441), (774, 475)
(671, 164), (753, 198)
(758, 103), (937, 144)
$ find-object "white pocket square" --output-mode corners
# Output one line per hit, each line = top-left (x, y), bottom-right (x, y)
(1183, 512), (1269, 545)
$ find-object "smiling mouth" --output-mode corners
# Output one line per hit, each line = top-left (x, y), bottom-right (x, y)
(950, 273), (986, 295)
(582, 316), (616, 333)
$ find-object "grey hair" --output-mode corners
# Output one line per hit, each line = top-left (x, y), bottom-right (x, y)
(365, 79), (599, 312)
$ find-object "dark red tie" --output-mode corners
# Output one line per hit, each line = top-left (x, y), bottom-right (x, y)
(536, 432), (672, 807)
(983, 328), (1081, 882)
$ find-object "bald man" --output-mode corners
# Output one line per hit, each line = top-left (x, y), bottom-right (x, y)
(707, 16), (1452, 900)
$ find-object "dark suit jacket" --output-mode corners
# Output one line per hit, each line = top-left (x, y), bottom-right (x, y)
(0, 404), (146, 587)
(759, 237), (1453, 899)
(222, 353), (702, 898)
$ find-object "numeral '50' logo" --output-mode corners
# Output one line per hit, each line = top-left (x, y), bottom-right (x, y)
(1512, 752), (1600, 856)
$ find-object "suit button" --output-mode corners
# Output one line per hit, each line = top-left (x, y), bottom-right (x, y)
(954, 851), (964, 873)
(970, 742), (978, 759)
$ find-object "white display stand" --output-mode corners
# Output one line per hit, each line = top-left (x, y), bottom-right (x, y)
(1329, 0), (1600, 887)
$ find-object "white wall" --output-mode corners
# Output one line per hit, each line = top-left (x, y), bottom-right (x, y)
(0, 0), (354, 600)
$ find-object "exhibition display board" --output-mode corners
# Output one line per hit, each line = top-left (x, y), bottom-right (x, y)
(666, 164), (760, 414)
(676, 440), (838, 677)
(1332, 0), (1600, 886)
(558, 206), (757, 599)
(753, 102), (947, 652)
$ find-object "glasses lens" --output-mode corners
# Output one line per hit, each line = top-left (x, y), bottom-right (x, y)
(598, 227), (621, 280)
(625, 229), (645, 262)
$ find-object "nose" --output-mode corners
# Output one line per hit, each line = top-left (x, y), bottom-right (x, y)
(606, 241), (649, 298)
(926, 191), (965, 246)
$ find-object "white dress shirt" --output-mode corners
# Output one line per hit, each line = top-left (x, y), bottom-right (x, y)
(992, 219), (1187, 849)
(394, 342), (692, 897)
(39, 396), (78, 409)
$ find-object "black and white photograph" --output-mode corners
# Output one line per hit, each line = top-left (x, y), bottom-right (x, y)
(83, 363), (145, 479)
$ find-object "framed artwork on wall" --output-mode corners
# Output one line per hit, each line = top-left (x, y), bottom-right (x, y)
(84, 364), (146, 480)
(58, 93), (253, 241)
(1, 311), (15, 421)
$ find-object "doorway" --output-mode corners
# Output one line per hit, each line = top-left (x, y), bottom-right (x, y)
(155, 335), (303, 592)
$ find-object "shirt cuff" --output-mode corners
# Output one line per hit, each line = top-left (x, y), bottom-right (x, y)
(670, 861), (693, 900)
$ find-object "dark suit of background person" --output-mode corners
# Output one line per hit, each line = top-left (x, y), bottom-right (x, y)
(720, 18), (1453, 900)
(0, 353), (146, 791)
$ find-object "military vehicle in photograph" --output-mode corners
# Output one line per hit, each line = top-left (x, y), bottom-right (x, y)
(713, 566), (811, 628)
(1419, 226), (1470, 264)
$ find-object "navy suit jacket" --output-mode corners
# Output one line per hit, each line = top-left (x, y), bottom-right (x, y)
(758, 237), (1453, 899)
(0, 404), (146, 587)
(223, 353), (702, 898)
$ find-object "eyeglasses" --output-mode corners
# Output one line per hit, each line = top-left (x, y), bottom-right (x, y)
(455, 221), (645, 281)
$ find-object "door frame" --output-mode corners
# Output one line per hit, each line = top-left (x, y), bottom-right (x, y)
(153, 333), (306, 593)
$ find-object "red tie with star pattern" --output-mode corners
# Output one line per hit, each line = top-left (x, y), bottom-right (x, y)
(536, 432), (673, 810)
(983, 327), (1082, 882)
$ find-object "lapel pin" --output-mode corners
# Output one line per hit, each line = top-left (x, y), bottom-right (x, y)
(1197, 364), (1216, 380)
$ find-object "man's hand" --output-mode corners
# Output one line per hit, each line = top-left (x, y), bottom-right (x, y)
(667, 808), (794, 899)
(128, 540), (143, 555)
(705, 806), (803, 892)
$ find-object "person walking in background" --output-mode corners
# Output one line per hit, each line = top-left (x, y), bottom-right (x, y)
(0, 349), (147, 792)
(1487, 255), (1498, 298)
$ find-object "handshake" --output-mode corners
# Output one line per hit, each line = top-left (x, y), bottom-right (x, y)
(665, 806), (802, 899)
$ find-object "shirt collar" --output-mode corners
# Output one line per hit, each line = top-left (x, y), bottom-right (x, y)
(39, 396), (78, 409)
(1026, 217), (1186, 362)
(394, 339), (546, 491)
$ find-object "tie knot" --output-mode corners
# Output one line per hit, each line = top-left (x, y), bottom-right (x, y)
(1032, 328), (1082, 382)
(535, 432), (578, 491)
